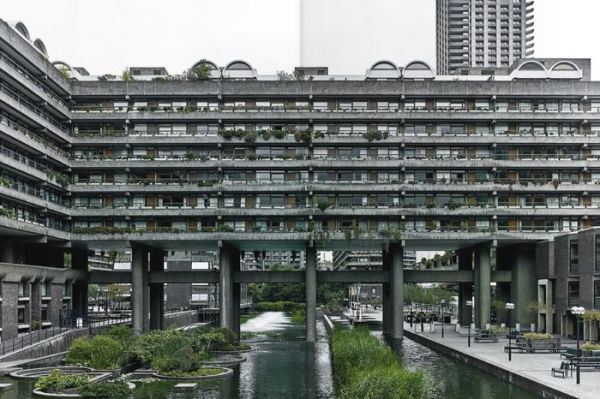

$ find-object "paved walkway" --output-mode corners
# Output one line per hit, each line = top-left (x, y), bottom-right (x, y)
(405, 322), (599, 399)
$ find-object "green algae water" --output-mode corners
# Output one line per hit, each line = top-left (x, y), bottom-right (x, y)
(0, 312), (539, 399)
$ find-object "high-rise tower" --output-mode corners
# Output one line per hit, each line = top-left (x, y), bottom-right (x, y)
(437, 0), (534, 75)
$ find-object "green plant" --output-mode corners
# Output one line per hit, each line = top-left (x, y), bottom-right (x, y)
(362, 131), (384, 142)
(159, 368), (225, 377)
(317, 200), (334, 211)
(66, 335), (123, 369)
(184, 61), (212, 81)
(522, 333), (552, 340)
(273, 130), (286, 139)
(291, 308), (306, 323)
(79, 382), (130, 398)
(195, 327), (237, 352)
(294, 129), (312, 144)
(582, 342), (600, 351)
(35, 369), (89, 392)
(31, 320), (41, 330)
(0, 206), (16, 219)
(261, 130), (272, 140)
(0, 177), (10, 187)
(331, 327), (428, 399)
(122, 70), (132, 81)
(59, 67), (70, 80)
(244, 131), (258, 143)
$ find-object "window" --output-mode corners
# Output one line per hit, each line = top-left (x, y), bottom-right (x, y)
(596, 236), (600, 273)
(569, 241), (579, 274)
(568, 282), (580, 306)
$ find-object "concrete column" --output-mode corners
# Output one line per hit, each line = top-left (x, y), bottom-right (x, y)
(219, 243), (233, 330)
(149, 249), (164, 331)
(544, 281), (554, 334)
(510, 246), (536, 326)
(49, 283), (63, 327)
(71, 250), (88, 319)
(232, 248), (241, 339)
(381, 248), (392, 336)
(474, 245), (492, 329)
(31, 280), (42, 327)
(391, 243), (404, 340)
(383, 243), (404, 340)
(457, 248), (473, 327)
(1, 281), (18, 340)
(306, 245), (317, 342)
(131, 245), (149, 335)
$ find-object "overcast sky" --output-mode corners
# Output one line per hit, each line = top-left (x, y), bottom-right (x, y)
(2, 0), (599, 77)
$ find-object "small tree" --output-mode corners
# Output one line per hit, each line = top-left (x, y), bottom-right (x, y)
(276, 70), (294, 81)
(122, 69), (132, 81)
(185, 61), (212, 81)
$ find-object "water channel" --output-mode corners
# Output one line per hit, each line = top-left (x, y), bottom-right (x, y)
(0, 311), (539, 398)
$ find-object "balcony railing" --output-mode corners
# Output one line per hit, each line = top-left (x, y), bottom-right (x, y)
(0, 49), (69, 110)
(0, 81), (70, 135)
(0, 115), (70, 159)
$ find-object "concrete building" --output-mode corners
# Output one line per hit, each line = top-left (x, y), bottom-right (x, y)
(536, 228), (600, 341)
(437, 0), (534, 75)
(1, 18), (599, 344)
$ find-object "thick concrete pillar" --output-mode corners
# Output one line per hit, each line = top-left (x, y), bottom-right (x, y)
(457, 249), (473, 326)
(49, 283), (63, 326)
(510, 246), (536, 327)
(71, 250), (88, 319)
(232, 248), (241, 339)
(306, 245), (317, 342)
(383, 242), (404, 340)
(131, 245), (149, 335)
(31, 280), (42, 327)
(474, 245), (492, 329)
(219, 243), (234, 331)
(1, 281), (18, 340)
(149, 249), (165, 331)
(382, 248), (392, 336)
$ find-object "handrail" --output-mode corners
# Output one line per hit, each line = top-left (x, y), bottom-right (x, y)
(0, 49), (69, 109)
(0, 115), (70, 159)
(0, 325), (69, 357)
(0, 81), (70, 135)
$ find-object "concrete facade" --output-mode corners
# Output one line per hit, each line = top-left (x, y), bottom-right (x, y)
(0, 18), (598, 342)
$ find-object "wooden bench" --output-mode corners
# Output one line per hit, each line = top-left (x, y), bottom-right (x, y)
(560, 348), (580, 360)
(551, 361), (572, 378)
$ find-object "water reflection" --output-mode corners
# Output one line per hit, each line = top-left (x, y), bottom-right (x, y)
(373, 329), (538, 399)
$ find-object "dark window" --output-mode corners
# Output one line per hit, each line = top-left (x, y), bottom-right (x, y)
(596, 236), (600, 273)
(569, 241), (579, 274)
(568, 282), (580, 306)
(595, 280), (600, 309)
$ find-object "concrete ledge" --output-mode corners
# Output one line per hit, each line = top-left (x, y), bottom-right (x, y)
(404, 329), (578, 399)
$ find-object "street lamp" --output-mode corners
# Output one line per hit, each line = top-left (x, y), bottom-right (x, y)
(440, 299), (446, 338)
(506, 302), (515, 361)
(466, 300), (473, 347)
(420, 303), (424, 332)
(571, 306), (585, 385)
(410, 302), (414, 328)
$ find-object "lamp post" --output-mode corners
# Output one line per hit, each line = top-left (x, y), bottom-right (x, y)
(440, 299), (446, 338)
(420, 303), (424, 332)
(506, 302), (515, 361)
(466, 300), (473, 347)
(410, 302), (414, 328)
(571, 306), (585, 385)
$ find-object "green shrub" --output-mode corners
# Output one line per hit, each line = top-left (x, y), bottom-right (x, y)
(35, 369), (89, 392)
(79, 382), (130, 398)
(582, 342), (600, 351)
(152, 346), (206, 373)
(103, 325), (133, 346)
(291, 309), (306, 323)
(160, 367), (225, 377)
(195, 327), (237, 351)
(66, 335), (123, 369)
(124, 328), (195, 367)
(331, 327), (428, 399)
(522, 333), (552, 340)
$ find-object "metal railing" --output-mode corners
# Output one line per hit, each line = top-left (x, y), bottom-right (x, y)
(0, 325), (69, 357)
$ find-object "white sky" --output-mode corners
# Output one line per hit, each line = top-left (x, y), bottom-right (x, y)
(2, 0), (600, 78)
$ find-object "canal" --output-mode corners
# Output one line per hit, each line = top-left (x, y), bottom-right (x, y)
(0, 312), (539, 398)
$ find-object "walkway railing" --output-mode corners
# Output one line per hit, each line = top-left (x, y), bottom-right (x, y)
(0, 325), (69, 357)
